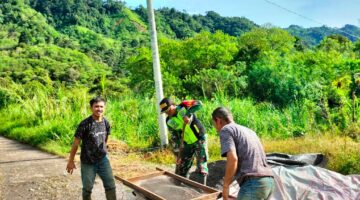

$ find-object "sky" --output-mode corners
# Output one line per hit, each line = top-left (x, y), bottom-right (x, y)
(123, 0), (360, 28)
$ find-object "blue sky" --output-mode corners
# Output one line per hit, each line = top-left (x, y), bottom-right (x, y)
(123, 0), (360, 28)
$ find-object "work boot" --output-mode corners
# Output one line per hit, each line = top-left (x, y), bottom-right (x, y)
(82, 191), (92, 200)
(82, 194), (91, 200)
(105, 188), (117, 200)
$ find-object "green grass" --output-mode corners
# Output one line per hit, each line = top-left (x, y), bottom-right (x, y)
(39, 140), (70, 157)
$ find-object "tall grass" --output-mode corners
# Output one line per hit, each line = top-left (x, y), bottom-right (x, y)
(0, 88), (359, 174)
(0, 90), (357, 149)
(0, 86), (88, 155)
(106, 96), (159, 148)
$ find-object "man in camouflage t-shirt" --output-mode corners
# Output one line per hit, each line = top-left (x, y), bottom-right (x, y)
(212, 107), (274, 200)
(66, 97), (116, 200)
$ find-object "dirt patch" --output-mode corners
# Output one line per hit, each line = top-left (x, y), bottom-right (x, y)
(107, 140), (172, 179)
(107, 139), (130, 154)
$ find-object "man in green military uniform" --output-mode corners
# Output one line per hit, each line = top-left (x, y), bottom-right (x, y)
(159, 98), (209, 179)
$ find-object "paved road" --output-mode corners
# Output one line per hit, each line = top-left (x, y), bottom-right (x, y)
(0, 136), (137, 200)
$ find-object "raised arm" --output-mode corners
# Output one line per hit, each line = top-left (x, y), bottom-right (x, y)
(180, 100), (203, 117)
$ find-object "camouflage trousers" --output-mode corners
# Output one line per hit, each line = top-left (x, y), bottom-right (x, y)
(175, 139), (208, 178)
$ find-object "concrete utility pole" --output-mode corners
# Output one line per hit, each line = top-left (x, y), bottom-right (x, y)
(146, 0), (168, 147)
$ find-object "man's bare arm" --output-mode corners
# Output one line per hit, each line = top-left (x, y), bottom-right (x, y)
(223, 150), (238, 200)
(66, 138), (81, 174)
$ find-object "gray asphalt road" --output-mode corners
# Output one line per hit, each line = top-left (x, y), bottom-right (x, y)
(0, 136), (138, 200)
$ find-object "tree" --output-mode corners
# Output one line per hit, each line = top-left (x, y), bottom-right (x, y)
(318, 34), (354, 57)
(183, 62), (247, 98)
(236, 27), (295, 68)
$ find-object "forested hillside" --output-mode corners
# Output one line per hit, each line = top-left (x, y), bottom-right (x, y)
(287, 24), (360, 47)
(133, 6), (258, 39)
(1, 0), (360, 174)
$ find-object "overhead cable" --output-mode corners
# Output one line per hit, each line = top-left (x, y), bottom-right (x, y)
(263, 0), (360, 39)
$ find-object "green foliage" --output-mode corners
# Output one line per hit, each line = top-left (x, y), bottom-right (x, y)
(61, 25), (126, 67)
(181, 31), (238, 69)
(344, 123), (360, 141)
(183, 62), (247, 98)
(238, 27), (296, 60)
(126, 31), (239, 96)
(1, 44), (110, 86)
(125, 47), (155, 95)
(29, 0), (127, 35)
(248, 62), (302, 107)
(317, 35), (355, 58)
(26, 0), (149, 71)
(337, 152), (360, 175)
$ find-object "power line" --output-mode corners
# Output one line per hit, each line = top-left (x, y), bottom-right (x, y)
(263, 0), (360, 40)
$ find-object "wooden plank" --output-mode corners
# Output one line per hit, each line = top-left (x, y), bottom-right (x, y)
(126, 171), (165, 182)
(115, 176), (166, 200)
(191, 192), (221, 200)
(156, 167), (220, 193)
